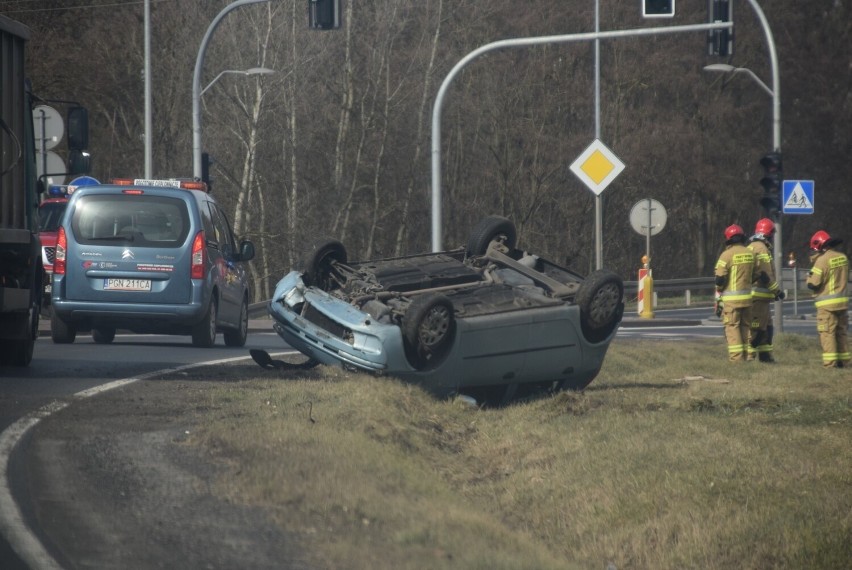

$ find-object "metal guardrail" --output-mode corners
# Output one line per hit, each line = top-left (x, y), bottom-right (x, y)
(624, 277), (714, 296)
(248, 301), (268, 319)
(625, 268), (852, 302)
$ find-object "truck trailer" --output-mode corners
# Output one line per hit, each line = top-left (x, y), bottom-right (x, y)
(1, 15), (41, 366)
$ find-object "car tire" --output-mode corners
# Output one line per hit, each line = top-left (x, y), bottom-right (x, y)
(92, 327), (116, 344)
(466, 215), (517, 256)
(51, 311), (77, 344)
(403, 293), (455, 370)
(301, 238), (347, 291)
(192, 298), (217, 348)
(224, 297), (248, 347)
(575, 269), (624, 343)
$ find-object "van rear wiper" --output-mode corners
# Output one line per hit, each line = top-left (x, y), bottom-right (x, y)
(88, 235), (134, 242)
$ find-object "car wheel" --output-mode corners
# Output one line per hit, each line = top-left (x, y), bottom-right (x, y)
(51, 311), (77, 344)
(301, 238), (347, 291)
(92, 327), (116, 344)
(192, 299), (217, 348)
(575, 269), (624, 343)
(403, 293), (455, 370)
(224, 297), (248, 347)
(466, 215), (517, 256)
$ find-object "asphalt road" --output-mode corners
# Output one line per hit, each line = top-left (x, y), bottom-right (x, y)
(0, 320), (285, 570)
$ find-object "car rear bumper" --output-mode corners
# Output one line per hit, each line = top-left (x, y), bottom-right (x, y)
(52, 299), (208, 328)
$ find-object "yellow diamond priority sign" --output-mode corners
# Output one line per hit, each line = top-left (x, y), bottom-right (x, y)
(570, 139), (625, 196)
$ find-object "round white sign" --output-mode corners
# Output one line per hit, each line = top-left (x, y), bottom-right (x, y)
(629, 199), (667, 236)
(32, 105), (64, 150)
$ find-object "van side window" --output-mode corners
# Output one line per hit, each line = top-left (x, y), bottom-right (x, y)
(207, 203), (237, 259)
(201, 201), (217, 246)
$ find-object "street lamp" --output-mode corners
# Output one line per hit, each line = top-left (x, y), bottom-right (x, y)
(703, 63), (772, 96)
(200, 67), (275, 97)
(192, 0), (272, 180)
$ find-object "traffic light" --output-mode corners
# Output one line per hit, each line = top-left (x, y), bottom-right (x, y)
(201, 152), (213, 191)
(708, 0), (734, 56)
(67, 106), (89, 151)
(643, 0), (674, 18)
(759, 152), (782, 216)
(308, 0), (340, 30)
(67, 106), (91, 175)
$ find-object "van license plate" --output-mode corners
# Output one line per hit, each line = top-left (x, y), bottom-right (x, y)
(104, 278), (152, 291)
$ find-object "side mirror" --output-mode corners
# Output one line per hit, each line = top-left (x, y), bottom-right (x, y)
(68, 150), (92, 175)
(238, 240), (255, 262)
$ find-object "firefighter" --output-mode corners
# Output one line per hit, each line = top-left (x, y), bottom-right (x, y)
(715, 224), (758, 362)
(748, 218), (784, 362)
(806, 230), (850, 368)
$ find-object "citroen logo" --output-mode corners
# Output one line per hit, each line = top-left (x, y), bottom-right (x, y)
(122, 249), (135, 260)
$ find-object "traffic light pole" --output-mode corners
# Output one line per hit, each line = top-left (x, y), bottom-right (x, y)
(745, 0), (783, 331)
(429, 20), (733, 253)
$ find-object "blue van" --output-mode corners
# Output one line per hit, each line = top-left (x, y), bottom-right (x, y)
(50, 178), (254, 347)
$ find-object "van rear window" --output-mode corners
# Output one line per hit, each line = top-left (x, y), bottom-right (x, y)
(70, 195), (190, 247)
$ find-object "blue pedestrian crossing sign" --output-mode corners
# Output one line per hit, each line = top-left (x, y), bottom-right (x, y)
(782, 180), (814, 215)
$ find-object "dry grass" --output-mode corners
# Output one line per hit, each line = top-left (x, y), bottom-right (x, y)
(181, 334), (852, 569)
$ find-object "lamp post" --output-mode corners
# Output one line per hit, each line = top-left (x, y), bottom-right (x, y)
(192, 0), (272, 180)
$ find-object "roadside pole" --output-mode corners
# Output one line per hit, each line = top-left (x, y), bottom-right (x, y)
(745, 0), (783, 331)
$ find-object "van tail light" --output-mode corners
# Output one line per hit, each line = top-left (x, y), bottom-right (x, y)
(191, 231), (206, 279)
(54, 226), (67, 275)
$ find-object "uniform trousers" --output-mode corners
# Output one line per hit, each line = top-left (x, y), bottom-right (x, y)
(722, 304), (752, 362)
(816, 308), (850, 368)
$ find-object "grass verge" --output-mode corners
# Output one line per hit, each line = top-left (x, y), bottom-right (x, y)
(173, 334), (852, 569)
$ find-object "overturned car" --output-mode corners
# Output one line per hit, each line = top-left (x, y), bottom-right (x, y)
(265, 216), (623, 402)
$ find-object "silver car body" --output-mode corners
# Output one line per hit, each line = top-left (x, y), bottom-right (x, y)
(268, 242), (623, 398)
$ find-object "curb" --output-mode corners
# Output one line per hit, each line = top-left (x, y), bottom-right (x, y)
(620, 318), (703, 328)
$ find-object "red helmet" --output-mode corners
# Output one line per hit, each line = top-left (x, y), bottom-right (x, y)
(810, 230), (831, 251)
(724, 224), (745, 241)
(754, 218), (775, 237)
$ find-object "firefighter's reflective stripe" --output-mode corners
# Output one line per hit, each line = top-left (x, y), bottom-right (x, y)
(815, 293), (849, 308)
(721, 289), (752, 302)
